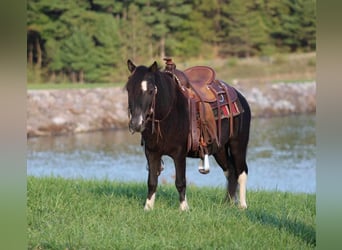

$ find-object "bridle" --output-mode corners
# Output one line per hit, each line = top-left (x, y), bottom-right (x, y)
(128, 73), (175, 139)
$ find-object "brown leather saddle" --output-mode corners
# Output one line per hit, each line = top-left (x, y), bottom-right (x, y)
(163, 58), (243, 158)
(184, 65), (238, 102)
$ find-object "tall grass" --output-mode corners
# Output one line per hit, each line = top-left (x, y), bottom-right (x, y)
(28, 177), (315, 249)
(174, 52), (316, 87)
(27, 53), (315, 90)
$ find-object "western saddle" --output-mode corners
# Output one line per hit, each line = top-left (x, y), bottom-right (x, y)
(163, 58), (243, 174)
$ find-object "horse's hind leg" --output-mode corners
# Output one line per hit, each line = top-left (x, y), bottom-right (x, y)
(228, 139), (249, 209)
(213, 147), (238, 205)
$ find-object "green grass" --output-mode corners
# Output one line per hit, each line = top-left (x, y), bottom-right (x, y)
(28, 177), (316, 249)
(175, 52), (316, 85)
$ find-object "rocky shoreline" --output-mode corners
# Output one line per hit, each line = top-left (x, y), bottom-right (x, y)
(27, 82), (315, 137)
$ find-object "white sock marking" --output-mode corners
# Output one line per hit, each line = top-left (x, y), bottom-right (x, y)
(144, 193), (156, 211)
(141, 80), (148, 92)
(179, 195), (189, 211)
(238, 171), (248, 209)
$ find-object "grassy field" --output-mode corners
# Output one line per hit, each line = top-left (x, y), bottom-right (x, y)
(27, 52), (315, 90)
(28, 177), (316, 249)
(178, 52), (316, 86)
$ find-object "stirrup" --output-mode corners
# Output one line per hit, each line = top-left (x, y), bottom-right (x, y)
(198, 154), (210, 174)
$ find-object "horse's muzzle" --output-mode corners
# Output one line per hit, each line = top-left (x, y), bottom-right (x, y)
(128, 116), (145, 133)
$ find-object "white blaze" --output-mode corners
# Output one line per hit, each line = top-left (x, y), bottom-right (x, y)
(144, 193), (156, 211)
(138, 114), (143, 126)
(238, 171), (248, 209)
(141, 80), (148, 92)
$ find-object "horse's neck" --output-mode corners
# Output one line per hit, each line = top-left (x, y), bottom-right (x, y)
(155, 73), (177, 117)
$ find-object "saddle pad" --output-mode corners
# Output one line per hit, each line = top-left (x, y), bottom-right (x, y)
(210, 80), (238, 103)
(212, 102), (242, 120)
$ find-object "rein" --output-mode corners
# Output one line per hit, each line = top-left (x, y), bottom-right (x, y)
(145, 77), (175, 141)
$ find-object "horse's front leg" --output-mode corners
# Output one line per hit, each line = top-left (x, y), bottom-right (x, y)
(144, 152), (161, 211)
(174, 156), (189, 211)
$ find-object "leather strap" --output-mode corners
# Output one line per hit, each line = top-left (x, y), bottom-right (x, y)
(208, 84), (222, 147)
(216, 80), (234, 137)
(190, 98), (199, 152)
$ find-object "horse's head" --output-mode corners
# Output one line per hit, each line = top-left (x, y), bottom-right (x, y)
(125, 59), (159, 133)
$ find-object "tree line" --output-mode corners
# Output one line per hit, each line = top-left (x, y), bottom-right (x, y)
(27, 0), (316, 83)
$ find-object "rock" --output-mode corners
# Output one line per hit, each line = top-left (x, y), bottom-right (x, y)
(27, 82), (316, 137)
(243, 82), (316, 117)
(27, 87), (129, 137)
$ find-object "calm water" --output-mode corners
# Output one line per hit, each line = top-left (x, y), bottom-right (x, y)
(27, 115), (316, 193)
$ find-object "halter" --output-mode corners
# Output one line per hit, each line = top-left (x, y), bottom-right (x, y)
(128, 72), (174, 141)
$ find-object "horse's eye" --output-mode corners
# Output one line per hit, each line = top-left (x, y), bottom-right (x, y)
(148, 88), (154, 95)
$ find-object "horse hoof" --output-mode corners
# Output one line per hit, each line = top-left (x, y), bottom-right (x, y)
(179, 199), (190, 212)
(239, 204), (248, 210)
(144, 205), (153, 211)
(198, 169), (210, 174)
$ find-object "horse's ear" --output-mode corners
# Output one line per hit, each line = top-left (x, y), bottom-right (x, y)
(127, 59), (136, 73)
(149, 61), (158, 72)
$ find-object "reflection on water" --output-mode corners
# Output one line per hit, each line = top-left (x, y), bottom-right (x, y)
(248, 115), (315, 193)
(27, 114), (315, 193)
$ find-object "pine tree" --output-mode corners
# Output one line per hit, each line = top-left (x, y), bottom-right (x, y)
(60, 31), (97, 83)
(91, 13), (122, 82)
(189, 0), (224, 57)
(137, 0), (192, 59)
(27, 0), (316, 83)
(226, 0), (269, 57)
(120, 3), (153, 62)
(295, 0), (316, 51)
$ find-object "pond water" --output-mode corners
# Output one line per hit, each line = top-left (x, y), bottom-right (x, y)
(27, 114), (316, 194)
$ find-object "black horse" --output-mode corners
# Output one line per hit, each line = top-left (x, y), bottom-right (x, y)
(125, 60), (251, 211)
